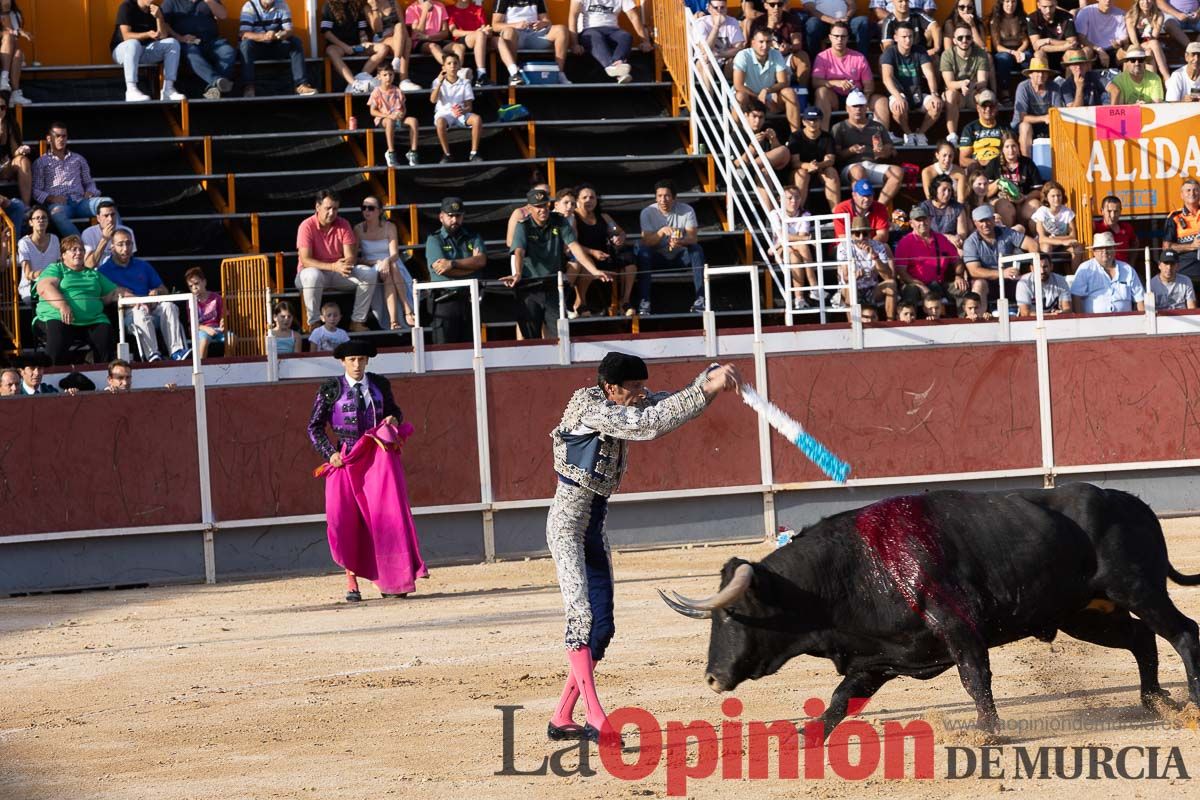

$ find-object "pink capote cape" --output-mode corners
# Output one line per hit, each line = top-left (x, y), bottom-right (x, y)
(315, 420), (428, 593)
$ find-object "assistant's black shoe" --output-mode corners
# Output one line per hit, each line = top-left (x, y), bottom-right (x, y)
(345, 589), (362, 602)
(547, 722), (588, 741)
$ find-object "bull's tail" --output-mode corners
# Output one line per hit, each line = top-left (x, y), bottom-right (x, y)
(1169, 566), (1200, 586)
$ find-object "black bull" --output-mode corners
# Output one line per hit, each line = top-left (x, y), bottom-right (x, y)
(660, 484), (1200, 733)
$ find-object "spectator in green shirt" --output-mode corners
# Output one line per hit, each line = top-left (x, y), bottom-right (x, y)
(501, 188), (609, 339)
(423, 196), (487, 344)
(34, 234), (126, 364)
(1106, 47), (1165, 104)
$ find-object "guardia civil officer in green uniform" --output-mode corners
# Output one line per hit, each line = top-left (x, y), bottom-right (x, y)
(423, 196), (487, 344)
(501, 188), (610, 339)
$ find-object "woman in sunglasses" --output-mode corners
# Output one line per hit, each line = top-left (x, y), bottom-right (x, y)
(354, 195), (417, 329)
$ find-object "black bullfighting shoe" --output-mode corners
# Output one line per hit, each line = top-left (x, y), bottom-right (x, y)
(546, 722), (588, 741)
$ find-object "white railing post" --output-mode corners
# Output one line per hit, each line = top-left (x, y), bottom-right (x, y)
(703, 266), (717, 357)
(1032, 253), (1055, 486)
(557, 271), (571, 364)
(1144, 245), (1158, 334)
(116, 303), (131, 361)
(120, 292), (216, 582)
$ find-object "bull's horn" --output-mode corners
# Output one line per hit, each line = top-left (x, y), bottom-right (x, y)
(657, 589), (712, 619)
(658, 563), (754, 618)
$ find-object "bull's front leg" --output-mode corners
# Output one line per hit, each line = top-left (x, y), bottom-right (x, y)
(815, 670), (892, 739)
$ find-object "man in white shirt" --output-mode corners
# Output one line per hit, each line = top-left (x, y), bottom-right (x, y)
(1074, 0), (1127, 69)
(1167, 41), (1200, 101)
(82, 200), (137, 269)
(1071, 232), (1146, 313)
(1150, 249), (1198, 309)
(693, 0), (745, 75)
(1015, 256), (1072, 316)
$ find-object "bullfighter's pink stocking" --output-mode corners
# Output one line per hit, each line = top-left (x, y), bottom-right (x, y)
(566, 647), (608, 730)
(550, 667), (581, 728)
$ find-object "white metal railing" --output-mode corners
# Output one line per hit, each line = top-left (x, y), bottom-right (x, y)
(996, 251), (1042, 341)
(117, 292), (203, 374)
(688, 24), (786, 300)
(687, 22), (849, 323)
(411, 278), (483, 369)
(777, 213), (856, 327)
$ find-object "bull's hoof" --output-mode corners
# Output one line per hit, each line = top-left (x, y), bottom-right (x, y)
(1144, 690), (1184, 715)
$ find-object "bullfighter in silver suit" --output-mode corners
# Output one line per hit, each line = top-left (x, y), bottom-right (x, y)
(545, 352), (742, 742)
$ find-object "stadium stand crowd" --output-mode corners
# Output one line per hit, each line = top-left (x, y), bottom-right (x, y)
(2, 0), (1200, 380)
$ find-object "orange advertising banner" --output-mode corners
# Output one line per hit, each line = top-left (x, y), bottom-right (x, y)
(1050, 103), (1200, 240)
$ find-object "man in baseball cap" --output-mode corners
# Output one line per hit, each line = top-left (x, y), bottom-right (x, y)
(831, 87), (905, 207)
(1149, 249), (1197, 310)
(831, 177), (890, 242)
(789, 106), (841, 208)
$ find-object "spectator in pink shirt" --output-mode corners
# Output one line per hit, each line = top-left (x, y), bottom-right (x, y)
(895, 204), (968, 308)
(294, 190), (378, 331)
(406, 0), (455, 69)
(811, 21), (885, 131)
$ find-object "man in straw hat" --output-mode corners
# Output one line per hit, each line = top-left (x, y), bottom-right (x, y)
(1107, 47), (1165, 105)
(1053, 49), (1107, 108)
(543, 353), (741, 743)
(1071, 231), (1146, 314)
(308, 340), (427, 602)
(1013, 57), (1057, 156)
(1074, 0), (1128, 69)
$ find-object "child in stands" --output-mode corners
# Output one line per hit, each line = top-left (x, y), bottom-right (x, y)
(185, 267), (227, 359)
(959, 291), (992, 320)
(310, 300), (352, 351)
(896, 301), (918, 322)
(431, 53), (483, 162)
(270, 300), (304, 354)
(370, 63), (420, 167)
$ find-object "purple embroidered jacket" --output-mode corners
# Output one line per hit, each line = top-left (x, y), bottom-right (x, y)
(308, 373), (402, 460)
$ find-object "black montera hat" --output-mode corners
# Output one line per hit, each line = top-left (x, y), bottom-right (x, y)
(333, 340), (378, 360)
(597, 352), (648, 386)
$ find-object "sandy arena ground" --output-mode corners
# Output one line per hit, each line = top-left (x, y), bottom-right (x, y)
(4, 519), (1200, 800)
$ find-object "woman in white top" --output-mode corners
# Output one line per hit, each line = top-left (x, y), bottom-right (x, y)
(17, 204), (57, 303)
(1031, 180), (1084, 270)
(355, 195), (416, 330)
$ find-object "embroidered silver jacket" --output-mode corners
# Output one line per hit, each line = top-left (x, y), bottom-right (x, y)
(551, 367), (712, 497)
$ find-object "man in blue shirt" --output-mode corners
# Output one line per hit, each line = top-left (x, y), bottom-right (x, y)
(1071, 231), (1146, 314)
(163, 0), (238, 99)
(98, 230), (190, 361)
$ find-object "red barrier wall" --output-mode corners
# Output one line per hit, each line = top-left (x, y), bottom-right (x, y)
(769, 344), (1042, 482)
(1051, 336), (1200, 467)
(0, 389), (201, 537)
(486, 358), (760, 502)
(14, 335), (1198, 539)
(207, 372), (480, 521)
